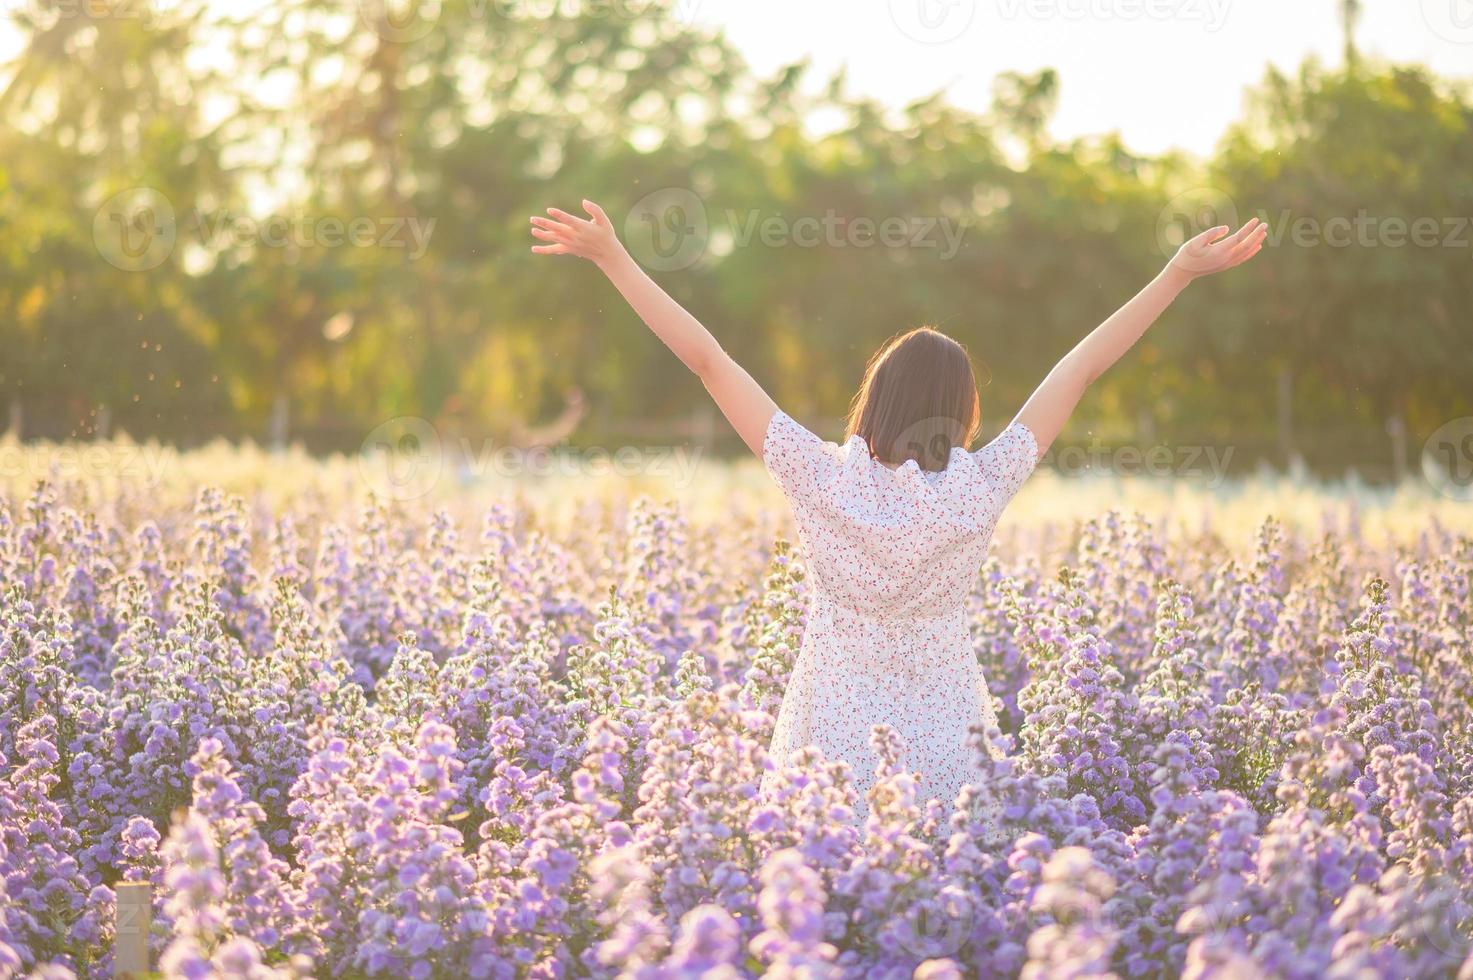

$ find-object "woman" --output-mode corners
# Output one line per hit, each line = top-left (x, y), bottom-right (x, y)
(530, 201), (1267, 820)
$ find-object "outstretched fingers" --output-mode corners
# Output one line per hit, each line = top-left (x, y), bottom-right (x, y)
(1187, 224), (1231, 249)
(582, 199), (609, 225)
(1227, 239), (1266, 268)
(529, 213), (577, 256)
(1188, 217), (1259, 254)
(546, 207), (589, 227)
(1174, 215), (1270, 277)
(1225, 223), (1269, 263)
(1223, 217), (1262, 247)
(530, 204), (615, 259)
(530, 216), (573, 235)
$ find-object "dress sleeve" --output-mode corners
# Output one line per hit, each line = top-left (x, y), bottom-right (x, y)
(762, 409), (833, 505)
(973, 421), (1039, 500)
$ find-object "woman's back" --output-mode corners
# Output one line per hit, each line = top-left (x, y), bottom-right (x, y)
(763, 409), (1037, 618)
(760, 410), (1037, 820)
(529, 197), (1266, 821)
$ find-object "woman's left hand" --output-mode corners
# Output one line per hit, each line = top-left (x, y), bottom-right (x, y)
(1169, 217), (1269, 279)
(530, 200), (626, 267)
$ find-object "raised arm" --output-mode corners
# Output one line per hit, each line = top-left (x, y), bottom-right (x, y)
(531, 200), (776, 455)
(1014, 218), (1268, 455)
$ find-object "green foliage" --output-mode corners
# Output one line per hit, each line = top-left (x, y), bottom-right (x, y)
(0, 5), (1468, 473)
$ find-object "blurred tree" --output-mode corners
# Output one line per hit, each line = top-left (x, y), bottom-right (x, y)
(1341, 0), (1362, 72)
(1212, 60), (1473, 469)
(0, 1), (1467, 476)
(0, 0), (235, 439)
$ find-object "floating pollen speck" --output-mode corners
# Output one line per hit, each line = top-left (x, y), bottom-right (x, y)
(323, 311), (355, 341)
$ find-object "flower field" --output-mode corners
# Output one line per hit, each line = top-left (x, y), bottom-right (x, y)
(1, 442), (1471, 979)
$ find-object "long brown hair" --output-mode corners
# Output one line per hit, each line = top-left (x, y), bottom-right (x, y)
(844, 327), (981, 472)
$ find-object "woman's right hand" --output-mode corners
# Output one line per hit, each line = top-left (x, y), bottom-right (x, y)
(529, 195), (777, 457)
(530, 200), (627, 267)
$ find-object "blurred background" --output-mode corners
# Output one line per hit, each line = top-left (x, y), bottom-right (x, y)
(0, 0), (1469, 480)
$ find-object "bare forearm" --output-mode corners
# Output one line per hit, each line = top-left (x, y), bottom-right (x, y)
(1065, 265), (1192, 385)
(597, 251), (777, 453)
(531, 199), (780, 455)
(1016, 265), (1191, 452)
(1013, 218), (1266, 455)
(597, 250), (724, 376)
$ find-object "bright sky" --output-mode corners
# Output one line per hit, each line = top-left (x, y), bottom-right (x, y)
(677, 0), (1473, 156)
(1, 0), (1467, 160)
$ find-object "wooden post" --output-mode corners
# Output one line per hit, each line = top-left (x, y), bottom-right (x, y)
(1386, 413), (1407, 484)
(269, 391), (290, 452)
(694, 405), (716, 456)
(115, 882), (152, 978)
(1276, 366), (1295, 468)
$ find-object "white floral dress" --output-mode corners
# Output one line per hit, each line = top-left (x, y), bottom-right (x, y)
(760, 409), (1038, 821)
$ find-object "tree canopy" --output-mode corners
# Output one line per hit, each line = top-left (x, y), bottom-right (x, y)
(1, 3), (1469, 477)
